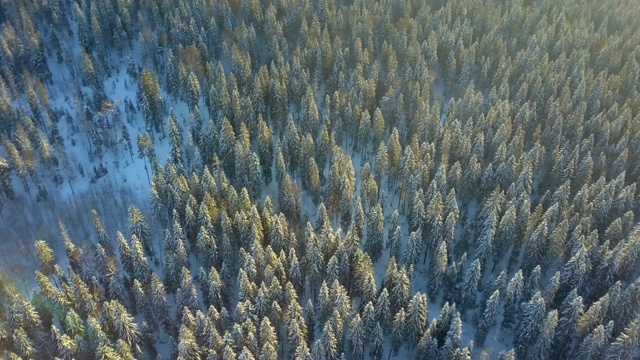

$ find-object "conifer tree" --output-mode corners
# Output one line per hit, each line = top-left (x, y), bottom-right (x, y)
(615, 276), (640, 334)
(168, 111), (183, 165)
(441, 311), (463, 360)
(177, 322), (200, 359)
(34, 240), (56, 278)
(498, 349), (516, 360)
(364, 203), (384, 262)
(405, 292), (428, 347)
(515, 292), (546, 358)
(429, 241), (448, 294)
(576, 324), (609, 360)
(247, 151), (263, 199)
(138, 69), (165, 134)
(475, 289), (499, 347)
(558, 242), (591, 300)
(387, 128), (402, 186)
(259, 317), (278, 360)
(375, 288), (392, 328)
(150, 273), (171, 332)
(370, 321), (385, 360)
(352, 200), (365, 238)
(104, 300), (139, 346)
(552, 288), (582, 357)
(131, 235), (151, 283)
(0, 156), (15, 203)
(386, 225), (402, 261)
(306, 157), (321, 204)
(347, 314), (365, 360)
(136, 133), (153, 185)
(186, 72), (201, 110)
(391, 307), (406, 356)
(606, 316), (640, 360)
(502, 269), (524, 330)
(305, 227), (324, 298)
(404, 229), (422, 266)
(128, 206), (151, 257)
(279, 174), (300, 222)
(374, 142), (389, 185)
(409, 189), (425, 232)
(258, 116), (273, 182)
(460, 258), (482, 309)
(530, 310), (558, 360)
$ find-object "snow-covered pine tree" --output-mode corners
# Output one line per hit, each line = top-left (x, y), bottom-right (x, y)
(575, 323), (610, 360)
(364, 203), (384, 263)
(514, 291), (546, 358)
(128, 205), (151, 257)
(475, 289), (499, 347)
(391, 307), (406, 356)
(530, 310), (558, 360)
(551, 288), (583, 357)
(605, 316), (640, 360)
(405, 292), (428, 347)
(460, 258), (482, 309)
(138, 69), (164, 134)
(370, 321), (385, 360)
(404, 229), (422, 266)
(347, 313), (365, 359)
(501, 269), (524, 329)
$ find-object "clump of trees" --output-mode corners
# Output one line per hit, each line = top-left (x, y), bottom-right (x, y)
(0, 0), (639, 359)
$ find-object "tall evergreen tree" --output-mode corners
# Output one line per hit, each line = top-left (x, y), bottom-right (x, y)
(460, 259), (482, 309)
(138, 69), (165, 134)
(502, 269), (524, 330)
(576, 324), (609, 360)
(515, 292), (546, 358)
(530, 310), (558, 360)
(128, 205), (151, 256)
(552, 288), (582, 357)
(364, 203), (384, 262)
(475, 289), (499, 347)
(391, 307), (406, 356)
(605, 316), (640, 360)
(405, 292), (428, 347)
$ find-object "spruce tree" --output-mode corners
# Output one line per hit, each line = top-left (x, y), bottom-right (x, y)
(460, 259), (482, 309)
(475, 289), (499, 347)
(515, 292), (546, 358)
(606, 316), (640, 360)
(370, 322), (385, 360)
(138, 69), (165, 134)
(576, 324), (609, 360)
(405, 292), (428, 347)
(404, 229), (422, 266)
(502, 269), (524, 330)
(128, 206), (151, 257)
(364, 203), (384, 262)
(391, 307), (406, 356)
(530, 310), (558, 360)
(552, 288), (583, 357)
(429, 241), (448, 295)
(347, 314), (365, 360)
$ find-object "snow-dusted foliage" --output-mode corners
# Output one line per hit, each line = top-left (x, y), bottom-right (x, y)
(0, 0), (639, 359)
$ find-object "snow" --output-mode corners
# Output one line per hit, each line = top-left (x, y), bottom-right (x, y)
(0, 39), (186, 292)
(0, 15), (515, 360)
(441, 97), (453, 126)
(433, 76), (452, 127)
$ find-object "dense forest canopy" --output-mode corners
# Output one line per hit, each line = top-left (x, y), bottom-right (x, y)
(0, 0), (639, 359)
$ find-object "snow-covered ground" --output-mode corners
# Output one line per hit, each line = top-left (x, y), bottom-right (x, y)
(0, 42), (181, 286)
(0, 17), (510, 360)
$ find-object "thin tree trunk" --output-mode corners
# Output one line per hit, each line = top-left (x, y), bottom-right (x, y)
(143, 157), (151, 186)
